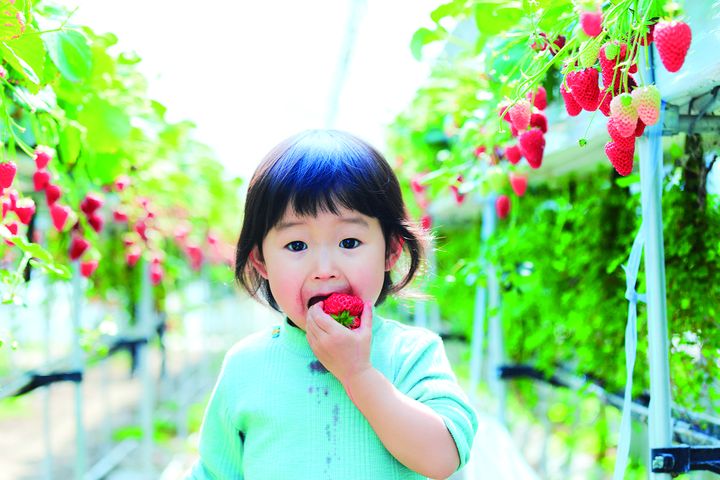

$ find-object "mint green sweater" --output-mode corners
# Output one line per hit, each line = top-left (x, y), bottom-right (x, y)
(188, 315), (478, 479)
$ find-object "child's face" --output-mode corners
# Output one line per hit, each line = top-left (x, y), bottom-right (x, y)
(250, 206), (401, 330)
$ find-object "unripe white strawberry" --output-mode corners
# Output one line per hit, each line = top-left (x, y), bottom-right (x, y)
(630, 85), (661, 126)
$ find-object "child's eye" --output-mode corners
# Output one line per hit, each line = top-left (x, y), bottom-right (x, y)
(339, 238), (361, 249)
(285, 241), (307, 252)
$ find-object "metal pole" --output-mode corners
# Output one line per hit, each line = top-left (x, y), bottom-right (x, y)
(639, 46), (672, 480)
(70, 263), (87, 480)
(42, 275), (54, 480)
(137, 259), (155, 478)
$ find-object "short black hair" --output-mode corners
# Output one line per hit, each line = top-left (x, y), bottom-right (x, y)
(235, 129), (427, 311)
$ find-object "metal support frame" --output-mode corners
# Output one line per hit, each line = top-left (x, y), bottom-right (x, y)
(651, 446), (720, 475)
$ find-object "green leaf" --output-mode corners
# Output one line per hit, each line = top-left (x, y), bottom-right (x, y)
(29, 259), (72, 280)
(0, 26), (47, 91)
(76, 95), (131, 153)
(430, 0), (466, 24)
(410, 27), (443, 61)
(43, 29), (92, 83)
(473, 1), (523, 36)
(59, 120), (83, 164)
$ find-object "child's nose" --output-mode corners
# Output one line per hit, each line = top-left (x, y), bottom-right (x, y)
(312, 249), (338, 280)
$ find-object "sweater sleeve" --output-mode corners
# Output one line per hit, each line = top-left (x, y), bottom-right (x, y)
(186, 355), (245, 479)
(393, 331), (479, 472)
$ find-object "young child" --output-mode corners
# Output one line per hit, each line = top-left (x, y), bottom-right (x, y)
(188, 129), (478, 479)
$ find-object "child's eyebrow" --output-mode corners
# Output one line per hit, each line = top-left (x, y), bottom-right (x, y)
(275, 216), (369, 231)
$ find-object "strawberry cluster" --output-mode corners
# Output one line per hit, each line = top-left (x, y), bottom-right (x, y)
(557, 12), (691, 176)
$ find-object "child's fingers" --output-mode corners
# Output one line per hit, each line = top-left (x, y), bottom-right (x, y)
(359, 302), (373, 332)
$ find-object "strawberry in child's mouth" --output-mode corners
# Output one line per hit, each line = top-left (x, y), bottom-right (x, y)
(321, 293), (364, 330)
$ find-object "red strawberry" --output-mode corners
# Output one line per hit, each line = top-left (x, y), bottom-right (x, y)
(135, 220), (148, 241)
(509, 100), (532, 131)
(474, 145), (486, 158)
(88, 213), (104, 233)
(186, 244), (203, 271)
(550, 35), (566, 54)
(410, 176), (425, 194)
(605, 141), (634, 176)
(113, 208), (128, 222)
(526, 86), (547, 110)
(567, 68), (599, 111)
(505, 144), (522, 165)
(322, 293), (364, 329)
(530, 113), (547, 133)
(450, 175), (465, 204)
(580, 10), (603, 37)
(420, 214), (432, 231)
(1, 197), (10, 219)
(519, 129), (545, 169)
(607, 118), (637, 152)
(561, 83), (582, 116)
(495, 195), (510, 219)
(599, 42), (627, 88)
(45, 184), (62, 205)
(634, 118), (646, 137)
(33, 169), (50, 191)
(69, 235), (90, 260)
(150, 262), (164, 285)
(654, 21), (691, 73)
(509, 173), (528, 197)
(14, 198), (35, 225)
(80, 259), (99, 278)
(80, 193), (104, 215)
(34, 147), (53, 169)
(498, 102), (512, 123)
(114, 175), (131, 192)
(0, 161), (17, 188)
(50, 204), (71, 231)
(126, 246), (141, 267)
(598, 90), (612, 116)
(3, 221), (18, 245)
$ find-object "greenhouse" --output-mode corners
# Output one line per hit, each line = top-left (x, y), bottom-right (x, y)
(0, 0), (718, 479)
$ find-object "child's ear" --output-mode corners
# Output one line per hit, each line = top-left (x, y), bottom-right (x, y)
(249, 247), (269, 279)
(385, 235), (405, 271)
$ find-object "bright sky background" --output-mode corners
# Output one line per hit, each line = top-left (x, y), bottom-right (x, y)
(69, 0), (442, 180)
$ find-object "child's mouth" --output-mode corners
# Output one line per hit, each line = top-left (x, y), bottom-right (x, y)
(307, 295), (331, 309)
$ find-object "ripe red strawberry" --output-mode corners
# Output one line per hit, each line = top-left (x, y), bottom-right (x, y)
(113, 208), (128, 222)
(580, 10), (603, 37)
(610, 93), (638, 137)
(505, 144), (522, 165)
(567, 68), (599, 111)
(0, 161), (17, 188)
(654, 20), (691, 73)
(88, 213), (104, 233)
(509, 99), (532, 131)
(599, 42), (627, 88)
(33, 169), (50, 191)
(186, 244), (203, 271)
(80, 193), (104, 215)
(598, 90), (612, 116)
(634, 118), (646, 137)
(519, 128), (545, 169)
(495, 195), (510, 219)
(631, 85), (661, 126)
(114, 175), (131, 192)
(14, 198), (35, 225)
(135, 220), (148, 241)
(607, 117), (637, 152)
(498, 102), (512, 123)
(126, 246), (141, 267)
(530, 112), (547, 133)
(50, 204), (71, 231)
(1, 197), (9, 219)
(474, 145), (486, 158)
(450, 175), (465, 204)
(526, 86), (547, 110)
(3, 221), (18, 245)
(410, 175), (425, 194)
(80, 259), (99, 278)
(421, 214), (432, 231)
(322, 293), (364, 329)
(34, 146), (53, 169)
(561, 83), (582, 116)
(69, 235), (90, 260)
(150, 262), (164, 285)
(45, 183), (62, 205)
(550, 35), (566, 54)
(605, 141), (634, 176)
(509, 173), (528, 197)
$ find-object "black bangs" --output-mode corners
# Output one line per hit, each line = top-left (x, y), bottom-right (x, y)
(260, 130), (395, 232)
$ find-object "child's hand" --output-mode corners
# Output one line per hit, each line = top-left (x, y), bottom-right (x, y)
(305, 300), (373, 386)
